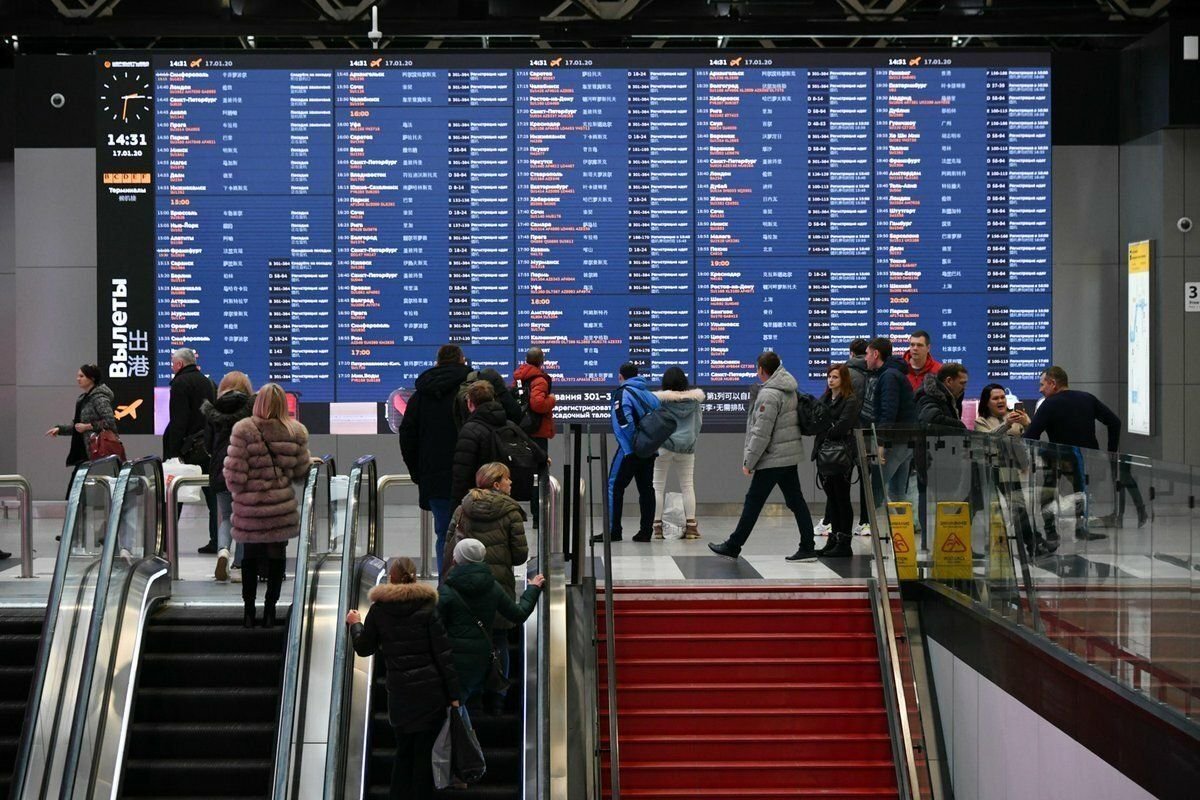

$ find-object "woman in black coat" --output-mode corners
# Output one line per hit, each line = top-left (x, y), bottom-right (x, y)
(813, 363), (864, 558)
(200, 371), (254, 582)
(347, 556), (461, 800)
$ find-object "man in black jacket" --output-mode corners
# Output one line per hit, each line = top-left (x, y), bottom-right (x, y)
(164, 348), (218, 553)
(1024, 366), (1114, 546)
(451, 381), (546, 507)
(400, 345), (473, 574)
(915, 363), (968, 430)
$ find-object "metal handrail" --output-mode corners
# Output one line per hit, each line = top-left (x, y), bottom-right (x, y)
(536, 470), (561, 799)
(271, 455), (331, 799)
(855, 428), (931, 800)
(324, 455), (377, 799)
(164, 474), (211, 580)
(376, 473), (433, 578)
(0, 475), (35, 578)
(60, 456), (164, 800)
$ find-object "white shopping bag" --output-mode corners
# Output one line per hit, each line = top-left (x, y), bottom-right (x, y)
(662, 492), (685, 540)
(162, 459), (204, 503)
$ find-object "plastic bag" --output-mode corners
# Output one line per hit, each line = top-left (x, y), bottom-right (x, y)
(432, 706), (486, 790)
(161, 459), (204, 504)
(662, 492), (685, 540)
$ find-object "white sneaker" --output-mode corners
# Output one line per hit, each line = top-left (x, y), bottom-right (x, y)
(119, 548), (133, 563)
(854, 523), (871, 537)
(215, 549), (230, 582)
(814, 521), (832, 537)
(230, 566), (242, 584)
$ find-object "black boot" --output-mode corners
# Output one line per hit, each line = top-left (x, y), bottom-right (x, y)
(817, 533), (837, 555)
(823, 532), (854, 558)
(261, 605), (277, 629)
(243, 603), (256, 628)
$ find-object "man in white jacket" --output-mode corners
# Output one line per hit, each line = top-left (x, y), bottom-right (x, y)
(709, 352), (818, 563)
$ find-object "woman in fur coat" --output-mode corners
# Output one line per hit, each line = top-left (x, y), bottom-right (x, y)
(347, 557), (461, 800)
(223, 383), (312, 628)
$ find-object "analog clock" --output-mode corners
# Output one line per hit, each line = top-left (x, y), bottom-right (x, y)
(100, 71), (151, 124)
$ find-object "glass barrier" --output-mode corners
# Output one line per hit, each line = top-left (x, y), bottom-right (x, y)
(865, 425), (1200, 727)
(11, 456), (120, 799)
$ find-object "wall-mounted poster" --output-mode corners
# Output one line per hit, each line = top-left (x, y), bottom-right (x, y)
(1127, 240), (1152, 436)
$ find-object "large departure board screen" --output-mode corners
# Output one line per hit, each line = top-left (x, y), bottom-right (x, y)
(96, 51), (1051, 434)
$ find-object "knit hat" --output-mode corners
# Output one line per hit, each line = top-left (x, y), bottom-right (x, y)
(453, 538), (486, 564)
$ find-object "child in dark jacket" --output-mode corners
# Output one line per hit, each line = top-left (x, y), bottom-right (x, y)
(438, 539), (544, 704)
(347, 557), (461, 800)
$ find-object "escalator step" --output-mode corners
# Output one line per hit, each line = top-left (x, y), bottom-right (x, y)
(142, 626), (285, 655)
(370, 745), (521, 784)
(0, 700), (25, 729)
(148, 606), (288, 626)
(0, 667), (32, 700)
(121, 758), (273, 796)
(132, 688), (279, 724)
(137, 653), (283, 688)
(370, 712), (520, 749)
(128, 723), (275, 758)
(367, 787), (520, 799)
(0, 634), (39, 665)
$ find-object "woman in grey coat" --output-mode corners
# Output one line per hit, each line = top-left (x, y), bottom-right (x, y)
(45, 364), (118, 468)
(651, 367), (705, 540)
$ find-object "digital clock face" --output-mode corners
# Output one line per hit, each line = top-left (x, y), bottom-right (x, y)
(100, 71), (150, 123)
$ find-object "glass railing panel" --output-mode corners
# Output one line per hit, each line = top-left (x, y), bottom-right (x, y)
(12, 457), (120, 799)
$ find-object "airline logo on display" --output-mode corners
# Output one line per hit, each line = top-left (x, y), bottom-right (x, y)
(115, 398), (143, 420)
(933, 502), (973, 580)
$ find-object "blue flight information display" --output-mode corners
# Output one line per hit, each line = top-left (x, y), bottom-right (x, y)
(95, 51), (1050, 434)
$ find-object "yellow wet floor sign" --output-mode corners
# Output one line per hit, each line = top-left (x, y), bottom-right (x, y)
(933, 502), (972, 580)
(887, 502), (917, 580)
(987, 502), (1014, 580)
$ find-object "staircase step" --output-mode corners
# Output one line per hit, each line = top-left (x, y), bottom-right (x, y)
(608, 683), (886, 710)
(599, 608), (875, 635)
(609, 708), (890, 736)
(604, 760), (898, 791)
(610, 657), (882, 684)
(610, 734), (894, 762)
(601, 597), (872, 612)
(604, 632), (878, 659)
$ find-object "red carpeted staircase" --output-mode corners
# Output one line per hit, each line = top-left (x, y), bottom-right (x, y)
(597, 586), (899, 799)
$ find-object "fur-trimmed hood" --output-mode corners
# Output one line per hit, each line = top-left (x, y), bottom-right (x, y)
(369, 580), (438, 604)
(654, 387), (706, 404)
(202, 391), (254, 428)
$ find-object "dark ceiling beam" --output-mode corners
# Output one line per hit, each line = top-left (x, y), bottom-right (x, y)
(0, 16), (1161, 39)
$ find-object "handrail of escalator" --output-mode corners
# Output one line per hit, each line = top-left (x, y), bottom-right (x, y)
(855, 427), (933, 800)
(59, 456), (166, 800)
(324, 455), (378, 799)
(535, 469), (560, 800)
(10, 457), (120, 799)
(271, 455), (334, 799)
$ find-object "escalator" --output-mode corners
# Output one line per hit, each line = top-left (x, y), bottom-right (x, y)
(363, 630), (526, 799)
(0, 611), (41, 799)
(118, 607), (287, 799)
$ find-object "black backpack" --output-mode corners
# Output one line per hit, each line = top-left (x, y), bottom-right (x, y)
(624, 387), (677, 459)
(489, 422), (539, 502)
(452, 370), (482, 431)
(796, 391), (833, 436)
(517, 373), (552, 435)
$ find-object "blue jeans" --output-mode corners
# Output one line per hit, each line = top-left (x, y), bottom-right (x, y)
(429, 498), (453, 575)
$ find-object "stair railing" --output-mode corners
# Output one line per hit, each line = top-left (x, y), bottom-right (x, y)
(855, 427), (938, 800)
(0, 474), (35, 578)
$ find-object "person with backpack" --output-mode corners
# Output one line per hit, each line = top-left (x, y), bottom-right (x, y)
(512, 347), (556, 446)
(451, 381), (547, 508)
(709, 352), (817, 562)
(595, 363), (661, 544)
(400, 345), (474, 575)
(478, 368), (523, 426)
(651, 367), (705, 540)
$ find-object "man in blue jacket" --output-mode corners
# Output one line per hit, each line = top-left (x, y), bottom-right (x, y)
(862, 337), (918, 511)
(596, 362), (660, 543)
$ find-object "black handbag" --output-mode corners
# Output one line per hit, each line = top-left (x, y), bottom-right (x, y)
(816, 438), (854, 477)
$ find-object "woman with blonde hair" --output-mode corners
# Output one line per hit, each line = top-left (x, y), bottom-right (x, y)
(223, 383), (312, 627)
(201, 371), (255, 582)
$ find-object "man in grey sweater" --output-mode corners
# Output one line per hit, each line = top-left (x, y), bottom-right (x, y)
(709, 352), (818, 562)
